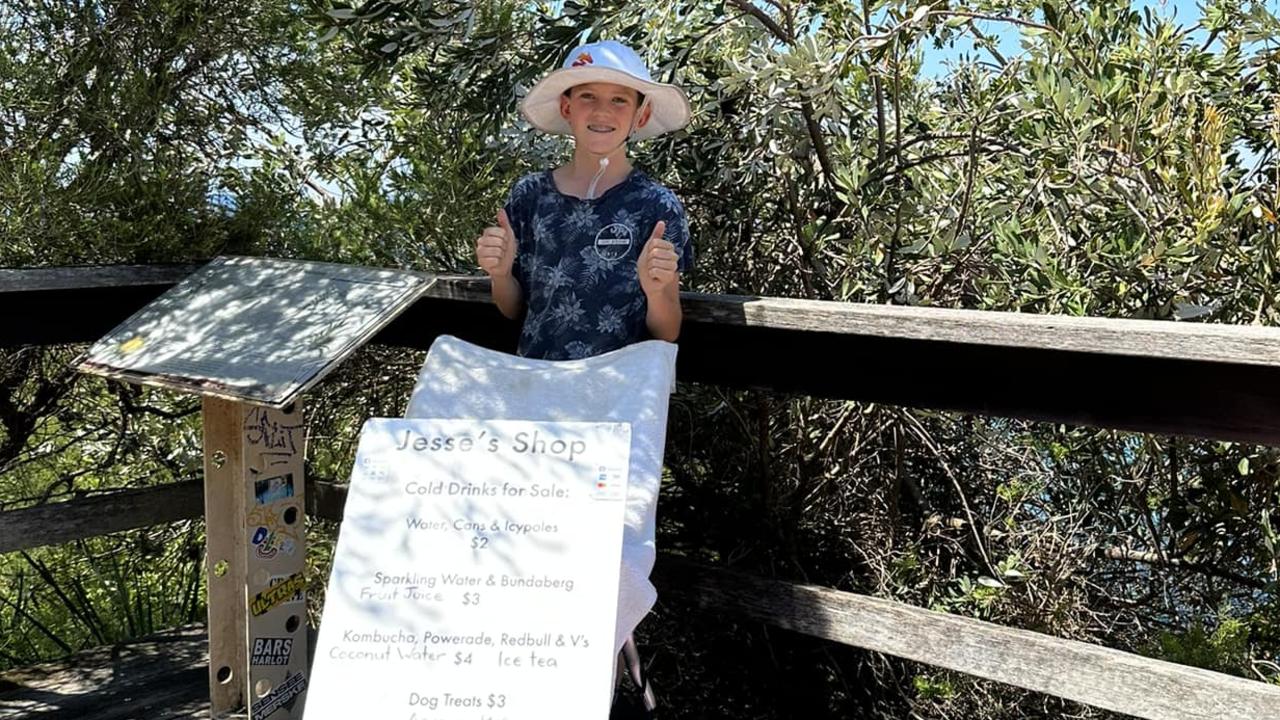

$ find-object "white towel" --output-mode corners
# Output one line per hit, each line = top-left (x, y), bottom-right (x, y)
(404, 335), (678, 652)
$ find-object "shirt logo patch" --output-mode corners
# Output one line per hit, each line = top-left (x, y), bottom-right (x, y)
(593, 223), (634, 261)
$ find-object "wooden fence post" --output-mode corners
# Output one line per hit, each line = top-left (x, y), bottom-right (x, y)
(203, 398), (309, 718)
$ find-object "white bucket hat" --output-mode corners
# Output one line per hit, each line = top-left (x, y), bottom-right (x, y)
(521, 40), (691, 142)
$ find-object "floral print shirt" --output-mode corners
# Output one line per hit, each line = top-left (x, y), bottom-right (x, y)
(503, 169), (693, 360)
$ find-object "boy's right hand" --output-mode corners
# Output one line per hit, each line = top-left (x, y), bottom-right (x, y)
(476, 209), (516, 278)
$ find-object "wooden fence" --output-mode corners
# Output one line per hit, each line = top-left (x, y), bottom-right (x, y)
(3, 264), (1280, 719)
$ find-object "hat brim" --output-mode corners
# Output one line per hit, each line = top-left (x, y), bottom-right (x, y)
(520, 67), (690, 142)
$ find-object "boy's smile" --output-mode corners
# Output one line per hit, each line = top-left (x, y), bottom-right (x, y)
(559, 82), (650, 155)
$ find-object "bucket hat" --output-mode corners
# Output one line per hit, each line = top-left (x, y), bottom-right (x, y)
(521, 40), (691, 141)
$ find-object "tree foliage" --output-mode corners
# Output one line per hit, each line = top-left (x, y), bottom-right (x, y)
(3, 1), (1280, 717)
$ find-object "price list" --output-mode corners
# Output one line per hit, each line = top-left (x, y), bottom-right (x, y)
(305, 419), (631, 720)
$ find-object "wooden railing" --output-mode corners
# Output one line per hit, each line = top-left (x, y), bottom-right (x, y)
(4, 264), (1280, 720)
(6, 264), (1280, 444)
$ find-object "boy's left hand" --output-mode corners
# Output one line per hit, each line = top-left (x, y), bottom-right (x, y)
(638, 221), (679, 297)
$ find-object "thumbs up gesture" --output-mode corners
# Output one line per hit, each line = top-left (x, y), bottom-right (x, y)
(637, 220), (679, 298)
(476, 209), (516, 278)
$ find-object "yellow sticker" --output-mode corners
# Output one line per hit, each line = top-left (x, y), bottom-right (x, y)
(119, 335), (145, 354)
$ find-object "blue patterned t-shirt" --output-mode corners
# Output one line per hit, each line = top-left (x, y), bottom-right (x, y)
(503, 169), (694, 360)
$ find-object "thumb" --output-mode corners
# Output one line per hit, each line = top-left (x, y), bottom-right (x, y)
(648, 220), (667, 243)
(497, 208), (512, 232)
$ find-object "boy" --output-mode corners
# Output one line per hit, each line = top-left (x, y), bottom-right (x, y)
(475, 40), (694, 360)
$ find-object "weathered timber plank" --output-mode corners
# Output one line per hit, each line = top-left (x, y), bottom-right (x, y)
(0, 265), (201, 293)
(375, 282), (1280, 445)
(0, 482), (204, 555)
(0, 625), (210, 720)
(306, 477), (347, 523)
(676, 326), (1280, 446)
(343, 273), (1280, 367)
(10, 265), (1280, 366)
(8, 265), (1280, 444)
(680, 293), (1280, 367)
(0, 478), (345, 555)
(0, 265), (195, 347)
(653, 558), (1280, 720)
(200, 397), (250, 717)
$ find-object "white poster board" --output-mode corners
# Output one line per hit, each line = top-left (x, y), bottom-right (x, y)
(307, 418), (632, 720)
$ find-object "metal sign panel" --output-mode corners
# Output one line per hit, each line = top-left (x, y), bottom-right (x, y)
(79, 256), (433, 407)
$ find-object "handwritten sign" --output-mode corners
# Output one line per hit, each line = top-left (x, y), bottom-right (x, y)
(306, 419), (631, 720)
(77, 256), (431, 407)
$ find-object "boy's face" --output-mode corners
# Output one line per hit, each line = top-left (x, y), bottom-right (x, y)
(559, 82), (651, 153)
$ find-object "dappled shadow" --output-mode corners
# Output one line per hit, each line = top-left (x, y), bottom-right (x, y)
(0, 626), (209, 719)
(305, 336), (678, 715)
(78, 256), (430, 406)
(313, 335), (678, 662)
(402, 335), (678, 653)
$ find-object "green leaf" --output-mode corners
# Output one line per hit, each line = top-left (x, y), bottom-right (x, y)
(1071, 94), (1093, 120)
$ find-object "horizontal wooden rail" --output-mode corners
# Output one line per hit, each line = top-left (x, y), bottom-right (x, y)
(0, 477), (346, 555)
(8, 480), (1276, 719)
(5, 263), (1280, 444)
(653, 558), (1280, 720)
(420, 274), (1280, 368)
(11, 262), (1280, 369)
(0, 481), (204, 554)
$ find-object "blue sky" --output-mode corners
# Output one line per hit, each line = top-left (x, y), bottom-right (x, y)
(917, 0), (1276, 77)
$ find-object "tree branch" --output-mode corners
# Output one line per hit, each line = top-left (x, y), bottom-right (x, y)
(727, 0), (792, 42)
(1101, 546), (1267, 591)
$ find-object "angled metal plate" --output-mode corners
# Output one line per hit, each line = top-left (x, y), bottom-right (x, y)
(78, 256), (434, 407)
